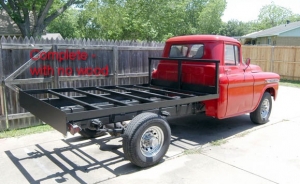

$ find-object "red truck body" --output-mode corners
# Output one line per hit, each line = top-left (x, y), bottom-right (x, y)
(152, 35), (280, 119)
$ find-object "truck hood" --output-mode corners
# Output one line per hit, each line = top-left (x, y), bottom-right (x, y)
(249, 64), (263, 73)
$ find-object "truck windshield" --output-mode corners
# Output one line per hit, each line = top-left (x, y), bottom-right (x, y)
(169, 44), (204, 58)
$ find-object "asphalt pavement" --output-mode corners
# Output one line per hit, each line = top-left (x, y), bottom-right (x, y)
(0, 85), (299, 184)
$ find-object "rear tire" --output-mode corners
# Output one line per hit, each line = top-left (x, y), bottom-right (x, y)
(250, 92), (272, 124)
(122, 112), (171, 167)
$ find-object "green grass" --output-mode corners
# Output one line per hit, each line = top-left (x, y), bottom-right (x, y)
(210, 138), (227, 146)
(280, 79), (300, 88)
(237, 131), (250, 138)
(0, 124), (53, 139)
(183, 148), (202, 155)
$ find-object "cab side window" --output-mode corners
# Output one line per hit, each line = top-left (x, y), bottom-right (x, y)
(225, 45), (240, 65)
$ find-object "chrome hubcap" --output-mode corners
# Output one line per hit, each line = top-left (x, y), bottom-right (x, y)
(140, 126), (164, 157)
(260, 99), (270, 119)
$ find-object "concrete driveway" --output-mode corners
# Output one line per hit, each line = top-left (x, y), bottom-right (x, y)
(0, 86), (299, 184)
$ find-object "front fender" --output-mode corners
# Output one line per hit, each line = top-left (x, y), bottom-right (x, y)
(252, 79), (279, 112)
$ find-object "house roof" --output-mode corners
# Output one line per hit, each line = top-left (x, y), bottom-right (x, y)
(41, 33), (63, 40)
(0, 10), (22, 36)
(242, 21), (300, 39)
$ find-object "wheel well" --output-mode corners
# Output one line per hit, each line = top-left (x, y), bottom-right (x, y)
(265, 88), (276, 100)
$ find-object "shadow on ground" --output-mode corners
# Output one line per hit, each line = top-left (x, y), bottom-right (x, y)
(4, 114), (257, 183)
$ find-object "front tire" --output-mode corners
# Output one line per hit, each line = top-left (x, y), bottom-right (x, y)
(122, 112), (171, 167)
(250, 92), (272, 124)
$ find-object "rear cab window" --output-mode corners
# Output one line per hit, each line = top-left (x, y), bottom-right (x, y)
(169, 44), (204, 58)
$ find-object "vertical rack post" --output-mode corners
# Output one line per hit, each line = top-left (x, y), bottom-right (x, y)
(177, 60), (182, 89)
(148, 58), (152, 85)
(113, 46), (119, 85)
(52, 45), (59, 89)
(215, 61), (220, 94)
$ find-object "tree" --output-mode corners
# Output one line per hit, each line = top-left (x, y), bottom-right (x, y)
(257, 2), (294, 29)
(217, 19), (261, 37)
(0, 0), (84, 37)
(197, 0), (226, 34)
(219, 20), (248, 36)
(77, 0), (127, 39)
(288, 14), (300, 22)
(77, 0), (226, 41)
(47, 8), (80, 38)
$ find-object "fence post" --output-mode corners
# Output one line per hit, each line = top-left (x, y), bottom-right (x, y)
(271, 46), (275, 72)
(0, 42), (3, 115)
(52, 45), (59, 88)
(1, 82), (9, 129)
(0, 43), (9, 129)
(112, 46), (119, 85)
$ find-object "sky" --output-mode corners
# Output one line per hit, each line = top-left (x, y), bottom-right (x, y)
(222, 0), (300, 22)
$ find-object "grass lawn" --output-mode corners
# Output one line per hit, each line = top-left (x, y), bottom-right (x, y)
(0, 124), (53, 139)
(280, 79), (300, 88)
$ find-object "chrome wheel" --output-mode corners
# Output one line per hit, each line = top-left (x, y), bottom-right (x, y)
(260, 98), (270, 119)
(140, 126), (164, 157)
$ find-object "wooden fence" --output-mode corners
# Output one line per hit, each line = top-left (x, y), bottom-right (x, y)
(0, 36), (164, 131)
(242, 45), (300, 80)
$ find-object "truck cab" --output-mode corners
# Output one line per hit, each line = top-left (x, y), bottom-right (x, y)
(152, 35), (280, 122)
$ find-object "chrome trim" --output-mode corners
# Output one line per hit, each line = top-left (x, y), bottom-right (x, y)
(265, 79), (280, 84)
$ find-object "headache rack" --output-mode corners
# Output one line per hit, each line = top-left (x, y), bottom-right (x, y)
(19, 58), (220, 135)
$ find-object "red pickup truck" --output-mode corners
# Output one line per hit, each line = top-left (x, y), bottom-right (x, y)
(20, 35), (280, 167)
(153, 35), (280, 122)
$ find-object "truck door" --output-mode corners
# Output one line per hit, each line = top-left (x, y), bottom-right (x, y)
(224, 44), (254, 117)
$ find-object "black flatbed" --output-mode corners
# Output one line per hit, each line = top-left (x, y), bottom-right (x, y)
(19, 58), (220, 135)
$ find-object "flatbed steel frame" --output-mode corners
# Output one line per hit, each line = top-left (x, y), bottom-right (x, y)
(19, 58), (220, 135)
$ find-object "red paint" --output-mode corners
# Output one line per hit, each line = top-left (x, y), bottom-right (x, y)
(153, 35), (280, 119)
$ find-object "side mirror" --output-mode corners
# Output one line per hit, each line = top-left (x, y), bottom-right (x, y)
(244, 58), (251, 71)
(245, 58), (251, 66)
